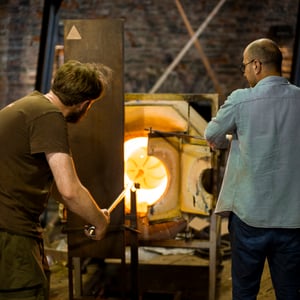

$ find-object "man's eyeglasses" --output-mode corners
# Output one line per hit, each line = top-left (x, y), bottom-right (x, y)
(239, 59), (255, 73)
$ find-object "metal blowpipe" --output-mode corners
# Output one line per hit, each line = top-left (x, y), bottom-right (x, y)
(86, 185), (131, 237)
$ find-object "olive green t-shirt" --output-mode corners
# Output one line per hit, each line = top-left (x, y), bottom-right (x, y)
(0, 91), (70, 238)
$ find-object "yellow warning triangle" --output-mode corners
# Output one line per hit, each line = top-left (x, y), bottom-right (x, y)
(66, 25), (82, 40)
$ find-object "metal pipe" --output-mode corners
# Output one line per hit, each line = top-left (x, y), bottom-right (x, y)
(35, 0), (62, 93)
(129, 183), (139, 300)
(86, 185), (131, 236)
(175, 0), (224, 99)
(149, 0), (226, 93)
(108, 185), (131, 213)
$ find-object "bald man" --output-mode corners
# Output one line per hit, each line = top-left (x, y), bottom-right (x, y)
(205, 38), (300, 300)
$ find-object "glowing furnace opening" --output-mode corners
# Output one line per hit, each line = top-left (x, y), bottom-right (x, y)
(124, 137), (168, 213)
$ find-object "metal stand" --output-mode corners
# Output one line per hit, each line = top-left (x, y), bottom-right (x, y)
(128, 184), (140, 300)
(67, 185), (140, 300)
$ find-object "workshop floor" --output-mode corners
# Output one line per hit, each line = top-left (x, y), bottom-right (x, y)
(45, 217), (274, 299)
(48, 250), (275, 300)
(46, 203), (275, 300)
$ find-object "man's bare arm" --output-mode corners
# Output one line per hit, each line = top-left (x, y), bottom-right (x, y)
(46, 152), (109, 240)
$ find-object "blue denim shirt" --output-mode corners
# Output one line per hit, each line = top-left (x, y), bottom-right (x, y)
(205, 76), (300, 228)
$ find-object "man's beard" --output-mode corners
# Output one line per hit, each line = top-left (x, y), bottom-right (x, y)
(65, 102), (91, 123)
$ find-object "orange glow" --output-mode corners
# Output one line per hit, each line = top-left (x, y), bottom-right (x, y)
(124, 137), (168, 213)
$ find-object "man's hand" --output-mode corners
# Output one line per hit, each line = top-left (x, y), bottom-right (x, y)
(207, 141), (217, 150)
(84, 209), (110, 240)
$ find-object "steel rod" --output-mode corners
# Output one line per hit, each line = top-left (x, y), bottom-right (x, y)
(149, 0), (226, 93)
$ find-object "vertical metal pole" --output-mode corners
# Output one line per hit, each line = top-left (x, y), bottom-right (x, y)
(290, 0), (300, 84)
(209, 148), (226, 300)
(72, 257), (82, 299)
(68, 256), (74, 300)
(130, 184), (139, 300)
(35, 0), (62, 93)
(209, 213), (221, 300)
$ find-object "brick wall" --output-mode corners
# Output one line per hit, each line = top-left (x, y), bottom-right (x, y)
(0, 0), (298, 107)
(0, 0), (42, 107)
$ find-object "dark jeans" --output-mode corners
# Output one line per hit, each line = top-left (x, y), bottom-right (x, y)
(228, 213), (300, 300)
